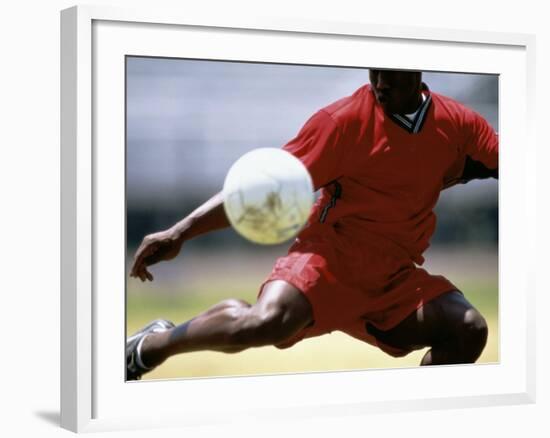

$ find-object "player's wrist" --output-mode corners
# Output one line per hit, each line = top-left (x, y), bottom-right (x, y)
(168, 220), (193, 243)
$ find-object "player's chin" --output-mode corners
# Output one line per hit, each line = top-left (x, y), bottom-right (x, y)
(376, 97), (395, 114)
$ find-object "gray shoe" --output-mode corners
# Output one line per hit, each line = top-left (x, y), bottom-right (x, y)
(126, 319), (175, 381)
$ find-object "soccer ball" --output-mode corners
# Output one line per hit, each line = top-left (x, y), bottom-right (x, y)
(222, 148), (314, 244)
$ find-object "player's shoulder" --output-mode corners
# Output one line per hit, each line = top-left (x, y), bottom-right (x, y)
(320, 84), (374, 126)
(431, 91), (476, 118)
(431, 90), (486, 126)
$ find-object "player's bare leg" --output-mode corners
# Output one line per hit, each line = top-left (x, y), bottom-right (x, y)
(136, 280), (313, 372)
(366, 290), (488, 365)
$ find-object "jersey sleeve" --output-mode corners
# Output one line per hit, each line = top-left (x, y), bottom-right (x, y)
(443, 107), (499, 189)
(282, 110), (344, 191)
(462, 107), (499, 171)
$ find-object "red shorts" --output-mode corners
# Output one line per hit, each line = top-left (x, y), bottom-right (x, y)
(259, 223), (457, 357)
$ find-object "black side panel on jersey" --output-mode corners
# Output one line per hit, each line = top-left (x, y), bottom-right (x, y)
(460, 156), (498, 182)
(319, 181), (342, 223)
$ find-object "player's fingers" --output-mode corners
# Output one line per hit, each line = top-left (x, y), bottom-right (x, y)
(131, 242), (156, 276)
(131, 248), (148, 276)
(130, 251), (143, 277)
(129, 261), (140, 278)
(136, 264), (147, 282)
(137, 270), (146, 282)
(130, 261), (142, 278)
(133, 264), (152, 282)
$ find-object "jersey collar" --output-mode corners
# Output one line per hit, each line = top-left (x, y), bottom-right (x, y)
(388, 83), (432, 134)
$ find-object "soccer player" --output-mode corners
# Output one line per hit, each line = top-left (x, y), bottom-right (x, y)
(127, 69), (498, 380)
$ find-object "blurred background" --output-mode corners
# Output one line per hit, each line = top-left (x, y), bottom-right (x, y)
(126, 57), (498, 380)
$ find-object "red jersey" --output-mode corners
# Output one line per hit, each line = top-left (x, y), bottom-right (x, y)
(283, 84), (498, 264)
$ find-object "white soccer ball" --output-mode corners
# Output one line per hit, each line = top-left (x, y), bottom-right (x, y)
(222, 148), (314, 244)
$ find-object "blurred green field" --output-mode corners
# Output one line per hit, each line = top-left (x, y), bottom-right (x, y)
(127, 273), (498, 380)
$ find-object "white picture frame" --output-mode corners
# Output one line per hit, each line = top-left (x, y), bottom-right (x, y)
(60, 4), (536, 433)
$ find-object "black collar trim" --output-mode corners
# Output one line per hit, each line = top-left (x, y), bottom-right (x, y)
(389, 92), (432, 134)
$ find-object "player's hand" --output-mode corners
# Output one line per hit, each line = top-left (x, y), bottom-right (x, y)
(130, 229), (183, 282)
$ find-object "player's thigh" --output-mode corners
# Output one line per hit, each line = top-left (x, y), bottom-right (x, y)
(367, 290), (486, 350)
(255, 279), (314, 337)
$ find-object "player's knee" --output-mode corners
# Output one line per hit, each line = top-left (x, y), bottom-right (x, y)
(458, 308), (488, 361)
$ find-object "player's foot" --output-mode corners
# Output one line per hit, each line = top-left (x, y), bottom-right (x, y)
(126, 319), (175, 381)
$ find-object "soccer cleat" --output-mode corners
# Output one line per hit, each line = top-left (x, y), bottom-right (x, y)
(126, 319), (175, 381)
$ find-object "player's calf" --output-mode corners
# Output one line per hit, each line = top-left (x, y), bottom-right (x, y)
(137, 280), (312, 375)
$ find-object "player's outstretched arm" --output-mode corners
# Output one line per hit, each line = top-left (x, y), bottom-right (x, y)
(130, 191), (229, 282)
